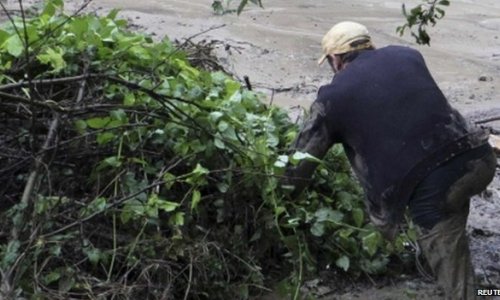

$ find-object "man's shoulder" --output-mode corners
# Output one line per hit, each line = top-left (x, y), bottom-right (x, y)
(375, 45), (423, 59)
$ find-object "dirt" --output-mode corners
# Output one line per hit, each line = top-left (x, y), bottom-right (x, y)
(3, 0), (500, 298)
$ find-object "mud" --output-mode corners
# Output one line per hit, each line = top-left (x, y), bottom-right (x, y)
(3, 0), (500, 298)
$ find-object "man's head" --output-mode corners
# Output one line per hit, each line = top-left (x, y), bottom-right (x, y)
(318, 21), (374, 73)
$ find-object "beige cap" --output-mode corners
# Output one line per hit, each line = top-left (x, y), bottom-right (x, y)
(318, 21), (373, 65)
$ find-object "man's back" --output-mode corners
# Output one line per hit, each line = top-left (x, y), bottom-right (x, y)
(315, 46), (470, 225)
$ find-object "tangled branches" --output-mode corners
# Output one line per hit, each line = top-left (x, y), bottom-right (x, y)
(0, 1), (415, 299)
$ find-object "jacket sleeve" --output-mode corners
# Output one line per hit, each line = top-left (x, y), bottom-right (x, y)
(284, 100), (334, 197)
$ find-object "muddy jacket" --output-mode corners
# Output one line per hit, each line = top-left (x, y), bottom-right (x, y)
(287, 45), (489, 236)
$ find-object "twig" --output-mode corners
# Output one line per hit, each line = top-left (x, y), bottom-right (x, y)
(475, 116), (500, 125)
(105, 75), (206, 110)
(0, 74), (102, 91)
(0, 90), (68, 112)
(243, 75), (252, 91)
(40, 178), (169, 239)
(19, 116), (59, 208)
(176, 24), (227, 50)
(183, 255), (193, 300)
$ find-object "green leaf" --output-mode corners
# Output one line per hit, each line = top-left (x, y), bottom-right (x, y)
(3, 35), (24, 57)
(192, 163), (209, 176)
(218, 120), (229, 132)
(212, 1), (224, 15)
(37, 47), (66, 72)
(50, 244), (62, 257)
(96, 132), (115, 145)
(87, 197), (107, 214)
(352, 208), (364, 227)
(103, 156), (122, 168)
(43, 271), (61, 285)
(216, 182), (229, 193)
(214, 137), (225, 149)
(315, 208), (343, 223)
(310, 222), (325, 237)
(83, 246), (102, 266)
(191, 189), (201, 212)
(336, 255), (350, 272)
(237, 0), (249, 15)
(274, 155), (288, 168)
(158, 200), (179, 213)
(86, 117), (111, 129)
(362, 232), (381, 257)
(290, 151), (322, 165)
(107, 8), (120, 20)
(74, 119), (87, 132)
(2, 240), (20, 268)
(124, 93), (136, 106)
(170, 212), (185, 226)
(0, 29), (10, 45)
(163, 172), (177, 189)
(59, 274), (75, 292)
(110, 109), (127, 122)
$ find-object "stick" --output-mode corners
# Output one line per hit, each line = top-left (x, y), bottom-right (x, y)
(0, 74), (101, 91)
(0, 91), (68, 112)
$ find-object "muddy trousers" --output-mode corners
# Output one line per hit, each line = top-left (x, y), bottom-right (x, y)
(409, 144), (497, 300)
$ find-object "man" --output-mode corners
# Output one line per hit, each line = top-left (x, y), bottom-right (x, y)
(285, 21), (497, 299)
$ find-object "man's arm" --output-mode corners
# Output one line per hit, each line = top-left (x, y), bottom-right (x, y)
(284, 100), (334, 197)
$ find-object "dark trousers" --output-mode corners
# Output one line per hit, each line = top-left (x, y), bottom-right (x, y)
(408, 144), (497, 299)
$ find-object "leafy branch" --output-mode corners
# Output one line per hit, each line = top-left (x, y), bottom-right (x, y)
(397, 0), (451, 45)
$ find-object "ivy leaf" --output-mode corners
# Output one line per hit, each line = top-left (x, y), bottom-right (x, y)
(1, 240), (20, 268)
(83, 246), (102, 266)
(352, 208), (364, 227)
(336, 255), (350, 272)
(290, 151), (322, 165)
(158, 201), (179, 213)
(37, 47), (66, 72)
(170, 212), (185, 226)
(273, 155), (288, 168)
(315, 208), (343, 223)
(96, 132), (115, 145)
(3, 35), (24, 57)
(43, 271), (61, 285)
(214, 137), (225, 149)
(87, 117), (111, 129)
(191, 189), (201, 212)
(103, 156), (122, 168)
(311, 222), (325, 237)
(362, 232), (381, 257)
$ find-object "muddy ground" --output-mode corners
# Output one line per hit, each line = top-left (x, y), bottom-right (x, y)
(3, 0), (500, 299)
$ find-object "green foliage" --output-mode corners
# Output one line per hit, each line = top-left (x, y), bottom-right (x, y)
(397, 0), (450, 45)
(0, 1), (412, 299)
(212, 0), (263, 15)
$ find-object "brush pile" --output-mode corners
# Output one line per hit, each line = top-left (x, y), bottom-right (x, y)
(0, 1), (411, 299)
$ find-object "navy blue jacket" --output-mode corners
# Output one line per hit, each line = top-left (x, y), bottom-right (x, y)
(287, 46), (488, 234)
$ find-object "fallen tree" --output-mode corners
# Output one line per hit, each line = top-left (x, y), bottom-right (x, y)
(0, 1), (413, 299)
